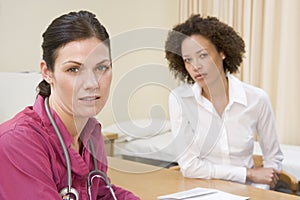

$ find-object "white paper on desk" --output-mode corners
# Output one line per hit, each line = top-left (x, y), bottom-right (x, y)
(157, 187), (216, 200)
(157, 187), (249, 200)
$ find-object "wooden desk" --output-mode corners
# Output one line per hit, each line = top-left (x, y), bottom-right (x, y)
(107, 157), (300, 200)
(103, 132), (118, 156)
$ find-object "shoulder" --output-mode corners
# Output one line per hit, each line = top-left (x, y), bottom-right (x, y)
(0, 107), (47, 148)
(230, 75), (270, 101)
(170, 84), (194, 98)
(240, 81), (270, 101)
(169, 84), (193, 107)
(0, 107), (54, 176)
(0, 108), (58, 195)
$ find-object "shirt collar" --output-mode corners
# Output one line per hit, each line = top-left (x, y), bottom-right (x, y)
(189, 74), (247, 106)
(192, 82), (203, 103)
(177, 84), (194, 98)
(80, 118), (101, 147)
(33, 95), (73, 146)
(227, 74), (247, 106)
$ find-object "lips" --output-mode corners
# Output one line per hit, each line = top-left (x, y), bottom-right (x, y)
(195, 73), (206, 80)
(79, 96), (100, 101)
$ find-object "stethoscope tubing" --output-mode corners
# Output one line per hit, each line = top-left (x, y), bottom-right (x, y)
(44, 97), (117, 200)
(44, 97), (74, 193)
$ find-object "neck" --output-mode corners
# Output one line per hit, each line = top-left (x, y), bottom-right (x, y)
(201, 74), (229, 116)
(202, 75), (228, 100)
(48, 96), (88, 152)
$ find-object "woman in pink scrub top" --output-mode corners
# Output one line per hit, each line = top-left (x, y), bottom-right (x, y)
(0, 10), (140, 200)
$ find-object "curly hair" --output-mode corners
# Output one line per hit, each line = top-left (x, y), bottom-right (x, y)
(165, 14), (245, 83)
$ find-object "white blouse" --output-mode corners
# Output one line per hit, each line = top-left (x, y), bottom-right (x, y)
(169, 75), (283, 185)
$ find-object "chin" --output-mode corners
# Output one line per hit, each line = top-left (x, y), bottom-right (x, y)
(73, 106), (103, 119)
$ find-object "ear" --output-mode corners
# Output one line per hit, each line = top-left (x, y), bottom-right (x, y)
(220, 52), (226, 60)
(40, 60), (54, 84)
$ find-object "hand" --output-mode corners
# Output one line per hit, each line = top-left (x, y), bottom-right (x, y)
(247, 167), (280, 189)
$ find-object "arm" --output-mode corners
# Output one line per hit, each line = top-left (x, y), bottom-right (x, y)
(0, 128), (61, 199)
(246, 168), (279, 189)
(169, 92), (247, 184)
(246, 92), (283, 188)
(256, 92), (283, 170)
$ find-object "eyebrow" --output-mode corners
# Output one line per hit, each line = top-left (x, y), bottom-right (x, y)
(95, 59), (111, 65)
(182, 49), (206, 57)
(62, 60), (82, 65)
(62, 59), (111, 66)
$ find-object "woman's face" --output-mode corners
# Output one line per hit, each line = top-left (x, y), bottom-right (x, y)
(44, 37), (112, 119)
(181, 34), (225, 87)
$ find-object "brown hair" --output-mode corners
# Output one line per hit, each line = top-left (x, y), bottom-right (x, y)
(37, 10), (110, 97)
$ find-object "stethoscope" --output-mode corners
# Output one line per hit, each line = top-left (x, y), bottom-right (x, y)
(44, 97), (117, 200)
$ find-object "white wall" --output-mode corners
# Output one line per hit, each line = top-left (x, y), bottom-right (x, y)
(0, 0), (179, 126)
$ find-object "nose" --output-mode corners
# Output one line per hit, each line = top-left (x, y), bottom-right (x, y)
(82, 70), (100, 90)
(191, 59), (202, 71)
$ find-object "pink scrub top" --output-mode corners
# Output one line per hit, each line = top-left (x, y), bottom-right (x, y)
(0, 95), (140, 200)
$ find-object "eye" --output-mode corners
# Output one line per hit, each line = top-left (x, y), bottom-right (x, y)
(199, 53), (208, 59)
(67, 67), (79, 73)
(183, 58), (192, 64)
(96, 65), (110, 72)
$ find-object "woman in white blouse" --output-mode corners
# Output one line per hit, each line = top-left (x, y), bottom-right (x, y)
(165, 14), (283, 189)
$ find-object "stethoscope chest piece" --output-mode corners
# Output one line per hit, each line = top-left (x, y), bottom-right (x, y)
(60, 186), (79, 200)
